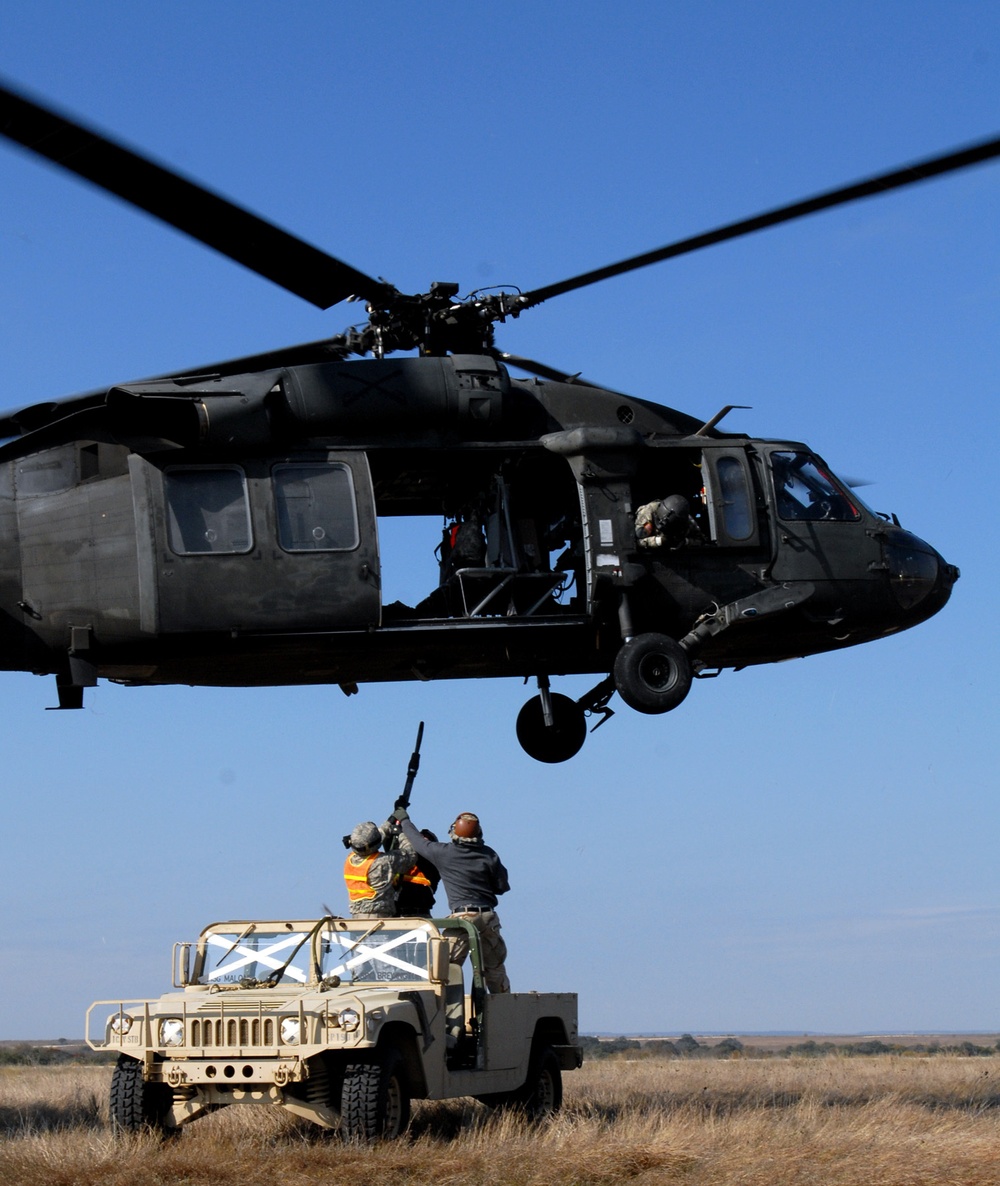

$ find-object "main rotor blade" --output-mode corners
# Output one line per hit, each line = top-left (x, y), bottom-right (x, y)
(0, 79), (387, 309)
(162, 336), (353, 380)
(520, 133), (1000, 308)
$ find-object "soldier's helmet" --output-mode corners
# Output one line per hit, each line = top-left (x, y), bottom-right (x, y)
(658, 494), (690, 530)
(450, 812), (483, 843)
(350, 821), (382, 854)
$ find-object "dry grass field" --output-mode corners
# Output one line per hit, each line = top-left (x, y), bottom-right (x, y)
(2, 1055), (1000, 1186)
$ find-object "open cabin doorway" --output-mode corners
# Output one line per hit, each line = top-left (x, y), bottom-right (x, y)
(371, 449), (585, 623)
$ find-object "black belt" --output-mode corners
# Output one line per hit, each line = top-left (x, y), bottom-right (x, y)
(452, 906), (493, 913)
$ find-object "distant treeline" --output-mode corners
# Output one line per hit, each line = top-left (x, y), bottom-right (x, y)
(0, 1042), (115, 1066)
(5, 1035), (998, 1068)
(580, 1034), (1000, 1060)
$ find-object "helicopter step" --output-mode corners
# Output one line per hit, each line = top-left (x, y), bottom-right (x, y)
(678, 582), (816, 652)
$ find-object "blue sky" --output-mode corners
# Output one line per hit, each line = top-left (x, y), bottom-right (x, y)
(0, 2), (997, 1039)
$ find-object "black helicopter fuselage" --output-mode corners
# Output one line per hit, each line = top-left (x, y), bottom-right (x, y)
(0, 355), (956, 715)
(0, 79), (986, 759)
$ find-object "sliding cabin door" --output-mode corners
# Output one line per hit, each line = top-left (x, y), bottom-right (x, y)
(130, 451), (380, 635)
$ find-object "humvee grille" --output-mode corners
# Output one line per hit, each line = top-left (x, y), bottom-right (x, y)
(189, 1017), (276, 1047)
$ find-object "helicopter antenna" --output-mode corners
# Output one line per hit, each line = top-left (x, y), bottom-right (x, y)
(695, 405), (752, 436)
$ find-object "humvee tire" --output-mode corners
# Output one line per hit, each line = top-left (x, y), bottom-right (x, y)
(477, 1044), (563, 1120)
(520, 1045), (563, 1119)
(110, 1054), (172, 1134)
(340, 1048), (411, 1142)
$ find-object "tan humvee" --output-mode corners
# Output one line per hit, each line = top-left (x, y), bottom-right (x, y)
(87, 916), (581, 1139)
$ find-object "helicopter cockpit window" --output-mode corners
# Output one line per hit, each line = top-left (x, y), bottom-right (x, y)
(273, 463), (359, 552)
(164, 466), (253, 554)
(771, 451), (859, 523)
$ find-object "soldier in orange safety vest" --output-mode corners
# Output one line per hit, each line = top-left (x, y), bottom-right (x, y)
(343, 820), (416, 919)
(395, 829), (441, 917)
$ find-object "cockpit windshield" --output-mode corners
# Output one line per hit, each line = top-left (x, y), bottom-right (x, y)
(320, 924), (432, 984)
(771, 451), (859, 522)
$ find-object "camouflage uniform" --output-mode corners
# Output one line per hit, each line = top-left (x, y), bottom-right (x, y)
(446, 911), (509, 994)
(635, 500), (665, 548)
(635, 495), (694, 549)
(343, 821), (414, 919)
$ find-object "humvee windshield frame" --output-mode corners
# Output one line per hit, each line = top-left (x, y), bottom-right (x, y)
(187, 918), (481, 992)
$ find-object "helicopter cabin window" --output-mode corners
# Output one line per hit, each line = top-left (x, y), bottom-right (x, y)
(272, 463), (359, 552)
(714, 456), (754, 541)
(164, 466), (253, 555)
(771, 451), (859, 522)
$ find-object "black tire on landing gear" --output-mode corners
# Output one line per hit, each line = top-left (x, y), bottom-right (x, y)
(515, 692), (587, 763)
(340, 1049), (411, 1142)
(110, 1054), (173, 1134)
(613, 632), (692, 714)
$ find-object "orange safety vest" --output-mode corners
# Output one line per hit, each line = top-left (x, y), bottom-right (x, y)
(344, 852), (379, 901)
(402, 863), (431, 889)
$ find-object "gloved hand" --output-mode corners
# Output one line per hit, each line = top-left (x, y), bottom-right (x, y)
(392, 805), (409, 822)
(394, 795), (408, 810)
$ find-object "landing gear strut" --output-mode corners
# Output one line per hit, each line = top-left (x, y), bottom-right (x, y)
(514, 629), (697, 759)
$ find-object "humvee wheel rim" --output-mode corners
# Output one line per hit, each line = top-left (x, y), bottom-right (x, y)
(536, 1064), (557, 1114)
(383, 1071), (406, 1137)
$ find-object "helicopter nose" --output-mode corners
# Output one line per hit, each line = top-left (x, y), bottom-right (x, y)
(883, 529), (959, 619)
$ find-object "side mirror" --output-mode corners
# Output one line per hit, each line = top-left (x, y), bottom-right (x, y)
(173, 942), (192, 987)
(428, 937), (450, 984)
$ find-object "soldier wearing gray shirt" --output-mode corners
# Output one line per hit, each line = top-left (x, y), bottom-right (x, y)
(397, 810), (510, 993)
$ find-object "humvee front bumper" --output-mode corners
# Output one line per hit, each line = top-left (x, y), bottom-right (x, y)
(160, 1056), (304, 1087)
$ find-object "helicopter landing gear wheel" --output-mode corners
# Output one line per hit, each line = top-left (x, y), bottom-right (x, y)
(516, 692), (587, 763)
(613, 633), (692, 714)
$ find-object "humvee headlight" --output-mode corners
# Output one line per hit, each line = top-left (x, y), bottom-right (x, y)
(159, 1018), (184, 1046)
(280, 1016), (302, 1045)
(338, 1008), (361, 1032)
(109, 1012), (133, 1036)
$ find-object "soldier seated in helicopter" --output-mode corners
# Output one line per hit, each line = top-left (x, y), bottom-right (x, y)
(634, 494), (703, 549)
(438, 506), (487, 585)
(407, 505), (488, 618)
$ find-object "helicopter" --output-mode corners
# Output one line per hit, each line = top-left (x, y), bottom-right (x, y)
(0, 81), (995, 762)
